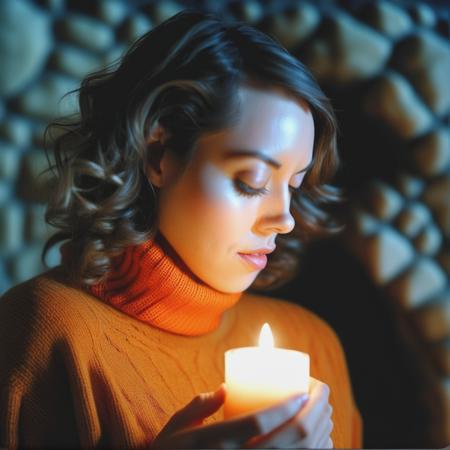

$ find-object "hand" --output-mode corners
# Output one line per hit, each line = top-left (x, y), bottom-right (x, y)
(150, 378), (333, 449)
(245, 377), (333, 448)
(150, 384), (307, 449)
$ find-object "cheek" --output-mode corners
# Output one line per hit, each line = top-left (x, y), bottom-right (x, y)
(184, 164), (261, 241)
(193, 165), (247, 230)
(158, 164), (257, 250)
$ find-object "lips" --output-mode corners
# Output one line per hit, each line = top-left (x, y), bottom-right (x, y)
(238, 245), (275, 270)
(238, 252), (268, 270)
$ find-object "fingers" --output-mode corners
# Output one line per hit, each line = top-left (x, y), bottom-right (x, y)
(296, 379), (330, 437)
(160, 384), (226, 435)
(300, 381), (333, 448)
(242, 394), (310, 448)
(202, 392), (309, 446)
(170, 413), (265, 449)
(246, 380), (332, 448)
(154, 382), (330, 450)
(157, 386), (307, 449)
(250, 392), (310, 436)
(313, 404), (333, 448)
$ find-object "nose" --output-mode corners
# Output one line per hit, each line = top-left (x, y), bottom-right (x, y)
(254, 186), (296, 235)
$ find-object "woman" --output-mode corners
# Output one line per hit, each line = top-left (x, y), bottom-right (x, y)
(0, 10), (362, 449)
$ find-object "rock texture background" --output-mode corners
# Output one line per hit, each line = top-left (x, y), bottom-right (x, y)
(0, 0), (448, 447)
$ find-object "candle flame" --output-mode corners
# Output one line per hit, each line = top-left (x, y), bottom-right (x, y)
(259, 323), (274, 349)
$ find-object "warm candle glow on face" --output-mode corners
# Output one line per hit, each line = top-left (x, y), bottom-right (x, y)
(224, 322), (310, 419)
(259, 323), (274, 348)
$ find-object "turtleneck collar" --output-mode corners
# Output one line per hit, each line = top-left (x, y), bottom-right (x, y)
(63, 233), (243, 336)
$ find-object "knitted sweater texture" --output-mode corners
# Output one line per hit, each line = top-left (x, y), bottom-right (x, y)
(0, 239), (362, 448)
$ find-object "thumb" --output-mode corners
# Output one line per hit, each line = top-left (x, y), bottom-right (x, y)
(187, 383), (226, 422)
(168, 384), (226, 431)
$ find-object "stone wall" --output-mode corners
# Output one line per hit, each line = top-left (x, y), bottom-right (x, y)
(0, 0), (448, 447)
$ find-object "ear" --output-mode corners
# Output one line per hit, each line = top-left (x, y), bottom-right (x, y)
(144, 123), (178, 188)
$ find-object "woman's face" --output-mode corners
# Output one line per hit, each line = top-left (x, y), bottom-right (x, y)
(148, 85), (315, 293)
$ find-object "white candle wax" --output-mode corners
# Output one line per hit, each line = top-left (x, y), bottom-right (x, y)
(224, 323), (310, 419)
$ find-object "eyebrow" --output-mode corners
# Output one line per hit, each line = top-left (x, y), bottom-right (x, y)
(223, 149), (314, 174)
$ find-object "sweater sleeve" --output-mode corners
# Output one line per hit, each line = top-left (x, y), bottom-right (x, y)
(0, 382), (23, 448)
(0, 280), (97, 448)
(0, 275), (152, 449)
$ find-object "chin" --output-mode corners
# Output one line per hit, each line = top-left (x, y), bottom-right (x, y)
(210, 274), (258, 294)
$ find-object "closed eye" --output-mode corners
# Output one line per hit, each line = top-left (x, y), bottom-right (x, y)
(234, 180), (269, 197)
(235, 180), (303, 198)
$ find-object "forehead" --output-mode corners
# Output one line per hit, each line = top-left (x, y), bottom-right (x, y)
(194, 85), (315, 165)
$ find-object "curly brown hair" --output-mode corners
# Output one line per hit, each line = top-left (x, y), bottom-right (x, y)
(42, 9), (344, 291)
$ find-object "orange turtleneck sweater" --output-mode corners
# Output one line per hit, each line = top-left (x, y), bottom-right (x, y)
(0, 236), (362, 449)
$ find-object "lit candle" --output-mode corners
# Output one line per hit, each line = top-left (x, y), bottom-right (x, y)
(224, 323), (310, 419)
